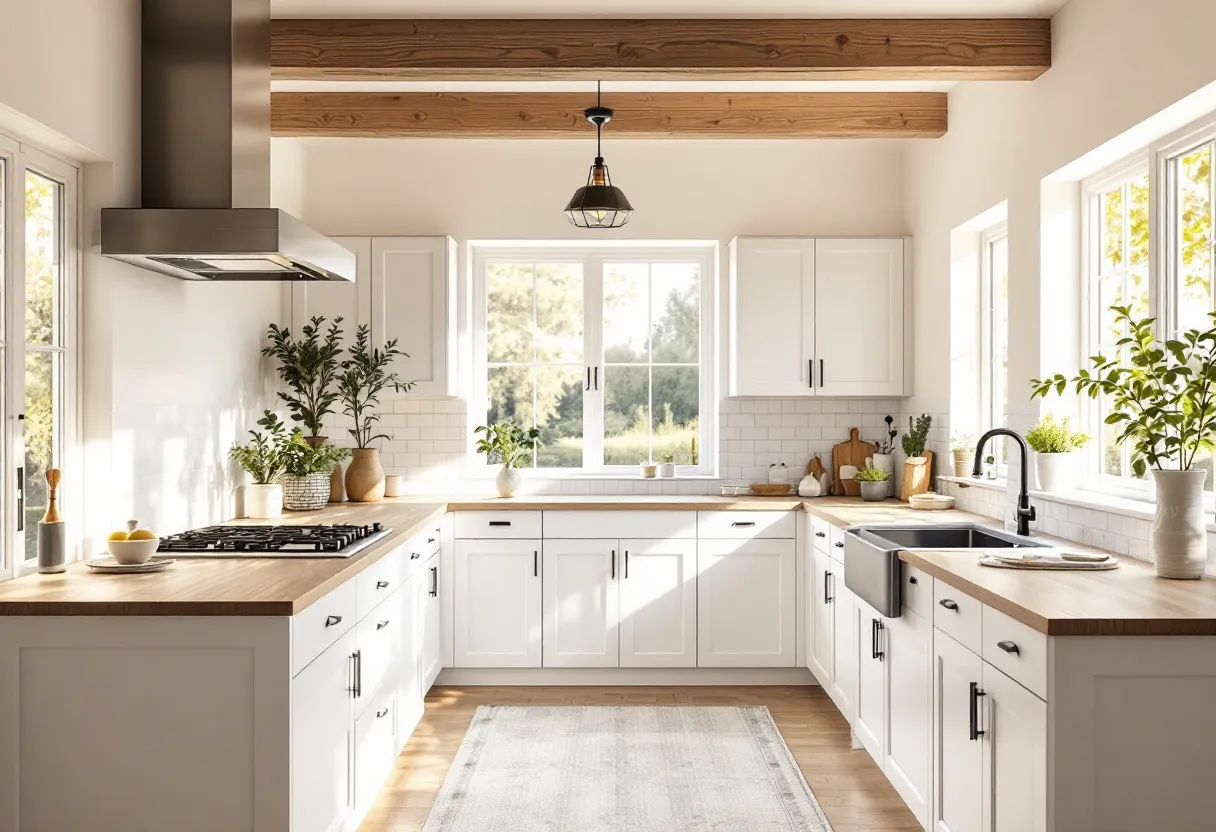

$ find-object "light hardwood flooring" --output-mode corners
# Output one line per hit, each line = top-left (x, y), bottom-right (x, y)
(359, 685), (920, 831)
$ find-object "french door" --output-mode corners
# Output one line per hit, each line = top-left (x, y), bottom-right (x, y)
(0, 133), (77, 581)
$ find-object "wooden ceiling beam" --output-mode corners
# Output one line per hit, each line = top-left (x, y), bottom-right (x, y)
(270, 18), (1050, 82)
(271, 91), (948, 139)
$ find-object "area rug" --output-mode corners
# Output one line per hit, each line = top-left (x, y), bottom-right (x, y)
(421, 705), (833, 831)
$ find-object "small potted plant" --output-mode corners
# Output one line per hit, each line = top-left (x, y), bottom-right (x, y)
(984, 454), (997, 479)
(475, 420), (541, 497)
(337, 325), (414, 502)
(855, 467), (891, 502)
(1025, 414), (1090, 492)
(951, 432), (975, 478)
(640, 460), (657, 479)
(281, 430), (350, 511)
(901, 414), (934, 499)
(657, 452), (676, 478)
(868, 415), (899, 495)
(229, 411), (289, 519)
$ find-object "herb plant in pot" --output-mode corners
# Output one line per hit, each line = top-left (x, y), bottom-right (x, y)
(901, 414), (934, 499)
(229, 411), (289, 519)
(475, 420), (541, 498)
(658, 452), (676, 479)
(281, 431), (350, 511)
(337, 326), (414, 502)
(1025, 414), (1090, 493)
(1033, 305), (1216, 579)
(855, 466), (891, 502)
(951, 433), (975, 478)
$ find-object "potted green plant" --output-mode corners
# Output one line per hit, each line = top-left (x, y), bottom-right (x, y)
(1032, 305), (1216, 579)
(337, 325), (414, 502)
(867, 415), (899, 496)
(229, 411), (290, 519)
(984, 454), (997, 479)
(281, 431), (350, 511)
(657, 451), (676, 478)
(855, 466), (891, 502)
(1024, 414), (1090, 493)
(951, 432), (975, 478)
(474, 420), (541, 497)
(900, 414), (933, 497)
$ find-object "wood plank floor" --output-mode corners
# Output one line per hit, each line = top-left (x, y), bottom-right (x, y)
(359, 685), (920, 831)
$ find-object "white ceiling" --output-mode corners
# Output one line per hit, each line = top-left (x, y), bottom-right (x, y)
(271, 0), (1069, 18)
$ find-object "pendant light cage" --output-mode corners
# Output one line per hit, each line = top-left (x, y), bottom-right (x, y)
(564, 83), (633, 229)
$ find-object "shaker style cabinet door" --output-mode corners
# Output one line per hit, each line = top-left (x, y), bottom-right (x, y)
(290, 236), (372, 348)
(854, 597), (887, 767)
(697, 538), (796, 667)
(541, 540), (620, 668)
(291, 630), (355, 832)
(885, 607), (933, 829)
(808, 546), (835, 687)
(829, 576), (857, 723)
(618, 538), (697, 668)
(396, 571), (423, 753)
(418, 551), (444, 690)
(982, 663), (1047, 832)
(933, 630), (985, 832)
(454, 539), (543, 668)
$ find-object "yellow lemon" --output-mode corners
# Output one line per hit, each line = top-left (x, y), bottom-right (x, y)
(108, 530), (130, 542)
(128, 528), (157, 541)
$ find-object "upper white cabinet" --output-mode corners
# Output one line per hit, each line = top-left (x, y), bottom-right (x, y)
(729, 236), (908, 398)
(291, 236), (457, 396)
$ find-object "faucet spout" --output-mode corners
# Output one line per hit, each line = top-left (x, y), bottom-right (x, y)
(972, 428), (1037, 537)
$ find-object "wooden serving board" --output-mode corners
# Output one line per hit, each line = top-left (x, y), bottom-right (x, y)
(900, 451), (935, 501)
(832, 428), (876, 497)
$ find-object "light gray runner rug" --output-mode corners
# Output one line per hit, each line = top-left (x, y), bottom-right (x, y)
(421, 705), (833, 832)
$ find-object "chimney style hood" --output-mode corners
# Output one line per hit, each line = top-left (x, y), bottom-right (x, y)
(101, 0), (354, 282)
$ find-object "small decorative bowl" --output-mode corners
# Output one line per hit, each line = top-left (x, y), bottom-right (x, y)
(107, 538), (161, 565)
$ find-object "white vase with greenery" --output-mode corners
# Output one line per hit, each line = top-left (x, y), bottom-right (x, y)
(1025, 414), (1090, 493)
(1034, 305), (1216, 578)
(475, 421), (541, 498)
(229, 411), (290, 519)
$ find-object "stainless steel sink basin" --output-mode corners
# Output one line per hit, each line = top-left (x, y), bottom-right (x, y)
(844, 524), (1047, 617)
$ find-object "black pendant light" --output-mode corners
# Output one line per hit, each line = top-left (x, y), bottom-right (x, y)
(564, 82), (633, 228)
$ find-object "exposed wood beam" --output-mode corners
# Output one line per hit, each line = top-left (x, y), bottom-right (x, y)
(270, 18), (1050, 82)
(271, 92), (948, 139)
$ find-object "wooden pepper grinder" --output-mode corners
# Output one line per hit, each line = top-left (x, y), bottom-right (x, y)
(37, 468), (65, 574)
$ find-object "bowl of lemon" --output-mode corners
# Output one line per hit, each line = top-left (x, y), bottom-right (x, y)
(107, 520), (161, 565)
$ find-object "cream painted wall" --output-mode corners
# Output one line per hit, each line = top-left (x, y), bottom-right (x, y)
(0, 0), (284, 557)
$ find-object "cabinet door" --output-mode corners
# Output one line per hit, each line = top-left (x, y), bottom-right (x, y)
(808, 547), (835, 687)
(291, 236), (371, 348)
(619, 538), (697, 668)
(355, 588), (402, 716)
(854, 598), (887, 767)
(829, 578), (857, 723)
(418, 553), (443, 691)
(982, 664), (1046, 832)
(730, 237), (816, 397)
(353, 690), (397, 822)
(814, 238), (905, 397)
(697, 538), (796, 667)
(886, 608), (933, 829)
(396, 572), (422, 754)
(370, 237), (456, 397)
(542, 540), (619, 668)
(291, 630), (354, 832)
(454, 539), (542, 668)
(933, 630), (984, 832)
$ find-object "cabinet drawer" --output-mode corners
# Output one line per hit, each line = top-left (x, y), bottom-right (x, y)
(698, 511), (795, 539)
(982, 605), (1047, 699)
(401, 525), (442, 581)
(901, 563), (933, 619)
(829, 525), (847, 562)
(356, 592), (403, 712)
(454, 511), (542, 539)
(354, 688), (397, 817)
(810, 516), (832, 553)
(543, 510), (697, 539)
(933, 581), (982, 655)
(357, 545), (404, 620)
(293, 578), (358, 676)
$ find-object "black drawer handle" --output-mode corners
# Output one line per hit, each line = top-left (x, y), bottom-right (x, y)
(824, 571), (834, 604)
(815, 531), (826, 538)
(324, 615), (343, 627)
(969, 682), (985, 741)
(997, 640), (1020, 655)
(376, 707), (389, 719)
(939, 599), (959, 611)
(489, 520), (511, 527)
(376, 580), (389, 589)
(411, 552), (421, 560)
(871, 619), (885, 661)
(834, 541), (844, 549)
(908, 576), (918, 585)
(732, 521), (756, 527)
(427, 537), (436, 543)
(376, 619), (390, 630)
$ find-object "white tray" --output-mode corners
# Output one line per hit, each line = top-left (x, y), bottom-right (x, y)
(87, 556), (175, 574)
(979, 554), (1118, 571)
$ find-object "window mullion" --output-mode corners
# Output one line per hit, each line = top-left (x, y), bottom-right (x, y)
(584, 256), (604, 471)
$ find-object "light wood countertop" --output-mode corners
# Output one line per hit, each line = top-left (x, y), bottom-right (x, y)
(445, 495), (806, 511)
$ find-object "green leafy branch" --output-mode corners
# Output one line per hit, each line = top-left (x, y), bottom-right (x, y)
(262, 316), (345, 437)
(474, 420), (541, 469)
(229, 411), (290, 484)
(338, 325), (415, 449)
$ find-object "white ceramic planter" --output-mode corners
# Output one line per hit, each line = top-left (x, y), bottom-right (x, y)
(658, 463), (676, 478)
(1152, 469), (1207, 579)
(496, 465), (522, 498)
(245, 483), (283, 519)
(1034, 451), (1079, 492)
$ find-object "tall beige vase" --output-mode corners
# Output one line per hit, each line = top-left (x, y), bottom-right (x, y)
(1152, 469), (1207, 579)
(346, 448), (385, 502)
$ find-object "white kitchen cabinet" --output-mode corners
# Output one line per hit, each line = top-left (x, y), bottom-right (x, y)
(829, 573), (857, 722)
(290, 237), (372, 349)
(854, 598), (887, 767)
(396, 571), (422, 754)
(885, 607), (933, 829)
(370, 237), (457, 397)
(619, 538), (697, 668)
(454, 539), (542, 668)
(814, 238), (906, 397)
(418, 551), (443, 691)
(982, 663), (1046, 832)
(542, 540), (620, 668)
(291, 630), (355, 832)
(808, 546), (835, 686)
(729, 236), (908, 398)
(355, 589), (402, 717)
(353, 690), (397, 821)
(697, 538), (796, 667)
(933, 629), (985, 832)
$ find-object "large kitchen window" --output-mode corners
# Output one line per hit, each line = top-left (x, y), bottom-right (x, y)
(0, 134), (77, 580)
(981, 222), (1009, 466)
(472, 242), (715, 475)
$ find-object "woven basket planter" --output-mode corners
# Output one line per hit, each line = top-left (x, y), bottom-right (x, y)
(284, 473), (331, 511)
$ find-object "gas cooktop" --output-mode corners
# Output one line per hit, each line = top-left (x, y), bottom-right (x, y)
(157, 523), (391, 559)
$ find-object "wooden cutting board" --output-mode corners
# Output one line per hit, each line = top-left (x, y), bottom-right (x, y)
(832, 428), (876, 497)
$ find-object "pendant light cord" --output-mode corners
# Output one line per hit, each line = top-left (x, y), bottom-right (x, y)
(596, 81), (602, 159)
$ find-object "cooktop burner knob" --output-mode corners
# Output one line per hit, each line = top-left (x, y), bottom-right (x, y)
(372, 522), (382, 532)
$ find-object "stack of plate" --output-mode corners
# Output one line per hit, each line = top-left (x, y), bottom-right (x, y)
(908, 493), (955, 511)
(979, 552), (1118, 571)
(86, 556), (175, 574)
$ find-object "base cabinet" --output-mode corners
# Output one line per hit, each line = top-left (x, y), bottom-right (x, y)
(808, 547), (835, 686)
(982, 663), (1046, 832)
(418, 552), (443, 689)
(353, 690), (397, 820)
(885, 608), (933, 829)
(854, 598), (887, 767)
(292, 631), (356, 832)
(829, 576), (856, 722)
(933, 630), (985, 832)
(396, 572), (423, 753)
(454, 539), (543, 667)
(697, 538), (796, 667)
(619, 538), (697, 668)
(542, 540), (619, 668)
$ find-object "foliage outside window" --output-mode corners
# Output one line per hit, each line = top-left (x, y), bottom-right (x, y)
(474, 244), (714, 474)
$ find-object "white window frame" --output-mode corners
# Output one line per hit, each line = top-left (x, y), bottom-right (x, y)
(0, 133), (81, 582)
(469, 240), (717, 477)
(980, 221), (1009, 472)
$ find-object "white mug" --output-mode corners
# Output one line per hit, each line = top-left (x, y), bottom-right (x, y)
(384, 474), (405, 497)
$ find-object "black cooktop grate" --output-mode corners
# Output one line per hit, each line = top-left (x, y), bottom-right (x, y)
(158, 523), (386, 554)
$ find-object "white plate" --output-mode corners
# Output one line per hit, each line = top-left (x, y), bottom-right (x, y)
(979, 554), (1118, 571)
(86, 556), (175, 574)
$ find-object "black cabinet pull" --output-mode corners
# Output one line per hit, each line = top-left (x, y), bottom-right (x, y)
(16, 466), (23, 533)
(533, 550), (538, 577)
(809, 359), (814, 388)
(969, 682), (985, 741)
(324, 615), (343, 628)
(819, 359), (824, 385)
(376, 708), (389, 719)
(489, 520), (511, 527)
(585, 367), (591, 391)
(411, 552), (421, 560)
(376, 619), (390, 630)
(815, 531), (826, 538)
(872, 619), (885, 660)
(349, 650), (362, 698)
(594, 366), (598, 390)
(624, 550), (629, 579)
(824, 571), (834, 604)
(834, 541), (844, 549)
(611, 550), (616, 580)
(430, 566), (438, 597)
(908, 576), (918, 585)
(376, 580), (389, 589)
(427, 537), (436, 544)
(997, 640), (1020, 655)
(939, 599), (959, 611)
(731, 521), (755, 527)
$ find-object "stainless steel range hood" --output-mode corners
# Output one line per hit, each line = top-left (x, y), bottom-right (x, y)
(101, 0), (354, 282)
